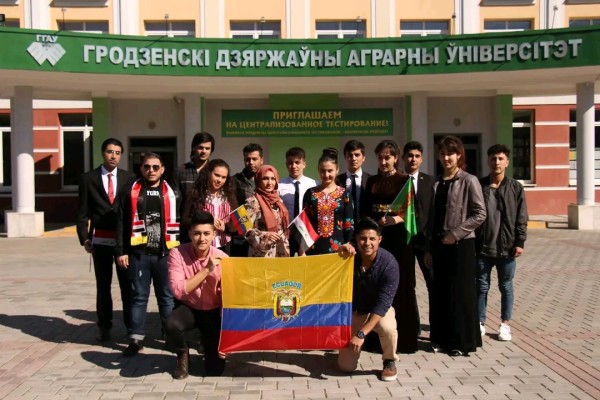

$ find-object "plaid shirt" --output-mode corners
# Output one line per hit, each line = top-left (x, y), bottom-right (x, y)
(233, 170), (256, 206)
(173, 161), (198, 213)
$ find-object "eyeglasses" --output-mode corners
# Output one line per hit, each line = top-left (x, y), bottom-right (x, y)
(143, 164), (161, 172)
(105, 150), (122, 156)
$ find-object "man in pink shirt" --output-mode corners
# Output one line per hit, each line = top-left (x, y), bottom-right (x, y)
(165, 211), (227, 379)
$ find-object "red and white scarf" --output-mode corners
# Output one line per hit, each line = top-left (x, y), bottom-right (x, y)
(130, 179), (180, 250)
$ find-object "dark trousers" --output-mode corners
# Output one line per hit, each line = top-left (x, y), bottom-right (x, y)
(93, 248), (131, 331)
(165, 304), (225, 376)
(230, 236), (249, 257)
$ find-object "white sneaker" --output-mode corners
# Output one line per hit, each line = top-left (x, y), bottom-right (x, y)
(498, 323), (512, 341)
(480, 323), (486, 336)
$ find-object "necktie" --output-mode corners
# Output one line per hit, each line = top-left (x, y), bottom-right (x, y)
(107, 173), (115, 204)
(293, 181), (300, 218)
(351, 174), (358, 223)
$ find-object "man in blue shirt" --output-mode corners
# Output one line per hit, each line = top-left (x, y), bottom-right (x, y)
(337, 218), (400, 382)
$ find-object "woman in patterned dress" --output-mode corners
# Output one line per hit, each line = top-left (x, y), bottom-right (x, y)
(184, 159), (238, 254)
(244, 165), (290, 257)
(301, 148), (354, 255)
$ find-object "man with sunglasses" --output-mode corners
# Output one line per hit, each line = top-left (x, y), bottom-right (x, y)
(116, 152), (181, 357)
(77, 138), (136, 343)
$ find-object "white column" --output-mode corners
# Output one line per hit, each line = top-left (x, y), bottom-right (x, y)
(182, 94), (202, 164)
(410, 93), (431, 174)
(11, 87), (35, 213)
(576, 82), (595, 206)
(5, 86), (44, 237)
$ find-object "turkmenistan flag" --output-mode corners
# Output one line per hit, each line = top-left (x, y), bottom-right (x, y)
(389, 177), (417, 244)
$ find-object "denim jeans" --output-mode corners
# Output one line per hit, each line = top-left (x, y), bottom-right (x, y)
(477, 256), (516, 323)
(128, 253), (175, 341)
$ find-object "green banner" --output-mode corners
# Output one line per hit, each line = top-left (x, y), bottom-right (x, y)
(1, 26), (599, 77)
(222, 109), (393, 137)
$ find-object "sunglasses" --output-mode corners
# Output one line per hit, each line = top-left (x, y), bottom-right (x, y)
(143, 164), (161, 172)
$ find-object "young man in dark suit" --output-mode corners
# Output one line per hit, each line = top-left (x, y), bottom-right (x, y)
(402, 141), (435, 334)
(335, 140), (372, 224)
(76, 138), (136, 342)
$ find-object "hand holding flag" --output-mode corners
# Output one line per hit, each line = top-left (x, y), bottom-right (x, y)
(288, 209), (320, 253)
(230, 205), (254, 236)
(387, 177), (417, 244)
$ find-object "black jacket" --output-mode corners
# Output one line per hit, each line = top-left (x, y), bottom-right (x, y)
(477, 176), (528, 258)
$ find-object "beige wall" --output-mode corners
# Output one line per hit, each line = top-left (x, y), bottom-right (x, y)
(225, 0), (286, 38)
(310, 0), (371, 37)
(138, 0), (199, 36)
(480, 5), (540, 30)
(0, 3), (23, 23)
(49, 5), (113, 31)
(565, 4), (600, 23)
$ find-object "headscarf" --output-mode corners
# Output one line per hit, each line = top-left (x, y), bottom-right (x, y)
(254, 165), (289, 234)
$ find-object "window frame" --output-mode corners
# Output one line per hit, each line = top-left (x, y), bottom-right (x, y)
(0, 127), (11, 191)
(60, 126), (92, 190)
(569, 18), (600, 27)
(57, 20), (109, 34)
(144, 21), (196, 38)
(399, 20), (450, 37)
(483, 19), (532, 32)
(230, 21), (281, 39)
(568, 109), (600, 186)
(315, 20), (366, 39)
(512, 110), (534, 184)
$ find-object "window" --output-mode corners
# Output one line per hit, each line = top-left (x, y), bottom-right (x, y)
(569, 18), (600, 27)
(145, 21), (195, 37)
(230, 21), (281, 38)
(484, 20), (532, 32)
(512, 111), (533, 182)
(58, 20), (109, 34)
(2, 19), (20, 28)
(568, 109), (600, 184)
(400, 20), (449, 36)
(0, 114), (10, 188)
(60, 113), (93, 188)
(316, 20), (366, 39)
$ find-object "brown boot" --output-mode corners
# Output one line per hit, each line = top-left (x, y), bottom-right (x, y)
(173, 351), (189, 380)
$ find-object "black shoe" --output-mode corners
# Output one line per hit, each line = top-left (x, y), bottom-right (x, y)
(123, 339), (143, 357)
(96, 327), (111, 342)
(449, 349), (465, 357)
(173, 351), (189, 380)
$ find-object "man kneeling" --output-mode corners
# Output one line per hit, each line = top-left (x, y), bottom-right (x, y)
(166, 211), (227, 379)
(337, 218), (400, 381)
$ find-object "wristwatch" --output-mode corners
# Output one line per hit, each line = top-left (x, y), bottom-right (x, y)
(356, 330), (366, 339)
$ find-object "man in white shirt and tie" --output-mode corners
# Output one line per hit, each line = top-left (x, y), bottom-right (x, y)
(336, 140), (372, 224)
(278, 147), (317, 256)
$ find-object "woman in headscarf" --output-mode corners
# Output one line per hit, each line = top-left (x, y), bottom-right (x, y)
(244, 165), (290, 257)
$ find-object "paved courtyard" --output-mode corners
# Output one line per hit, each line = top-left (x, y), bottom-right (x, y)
(0, 227), (599, 399)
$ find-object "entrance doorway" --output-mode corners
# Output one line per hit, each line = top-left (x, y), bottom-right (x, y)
(129, 137), (177, 180)
(433, 134), (481, 177)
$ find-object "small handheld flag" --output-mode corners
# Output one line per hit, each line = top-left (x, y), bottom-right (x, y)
(230, 205), (254, 236)
(288, 209), (320, 253)
(388, 177), (417, 244)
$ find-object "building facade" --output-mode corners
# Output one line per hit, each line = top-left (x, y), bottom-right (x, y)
(0, 0), (599, 225)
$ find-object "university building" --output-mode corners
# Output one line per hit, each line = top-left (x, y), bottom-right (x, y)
(0, 0), (599, 236)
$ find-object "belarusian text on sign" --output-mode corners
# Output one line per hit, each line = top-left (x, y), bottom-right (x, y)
(222, 109), (393, 137)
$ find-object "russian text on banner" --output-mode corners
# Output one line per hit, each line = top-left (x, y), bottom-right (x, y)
(288, 209), (320, 253)
(388, 177), (417, 244)
(230, 205), (254, 236)
(219, 253), (353, 353)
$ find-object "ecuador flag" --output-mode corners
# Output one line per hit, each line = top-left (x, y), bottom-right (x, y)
(219, 254), (353, 353)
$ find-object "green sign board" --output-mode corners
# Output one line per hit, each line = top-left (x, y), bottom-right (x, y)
(222, 109), (393, 137)
(0, 26), (599, 77)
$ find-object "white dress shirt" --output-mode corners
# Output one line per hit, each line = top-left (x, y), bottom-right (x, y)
(278, 175), (318, 218)
(407, 171), (419, 195)
(100, 165), (118, 196)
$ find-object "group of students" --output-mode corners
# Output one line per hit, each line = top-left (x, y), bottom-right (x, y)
(76, 131), (527, 380)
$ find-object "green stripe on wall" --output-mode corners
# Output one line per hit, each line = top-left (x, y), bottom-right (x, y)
(267, 94), (339, 178)
(494, 95), (513, 177)
(92, 98), (110, 168)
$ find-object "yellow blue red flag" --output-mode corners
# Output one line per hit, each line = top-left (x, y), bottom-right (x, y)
(230, 205), (254, 236)
(219, 254), (353, 353)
